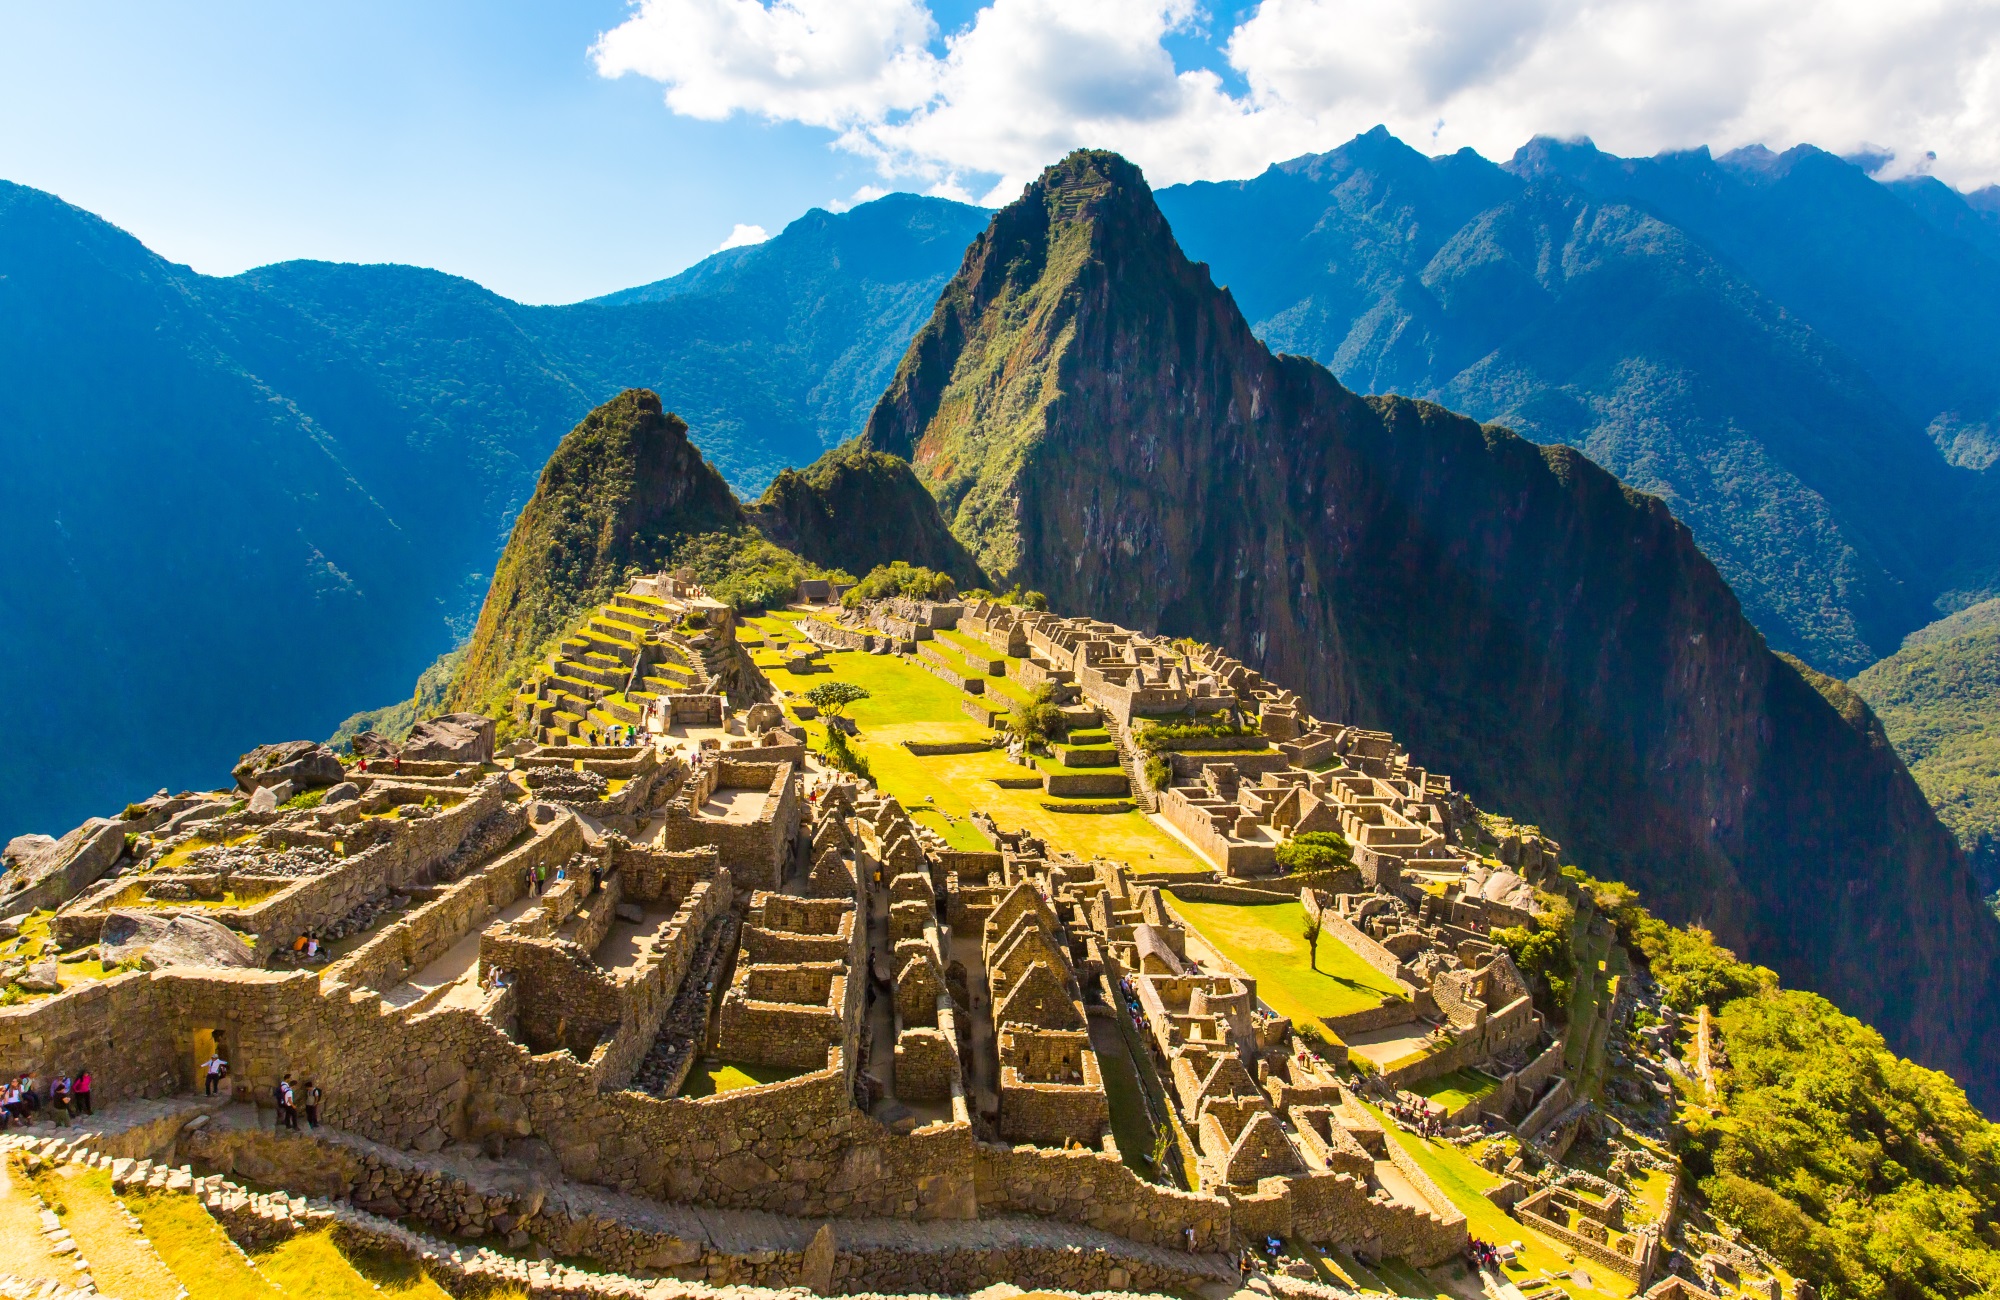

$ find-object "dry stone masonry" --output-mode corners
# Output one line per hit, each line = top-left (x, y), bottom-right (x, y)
(0, 574), (1753, 1295)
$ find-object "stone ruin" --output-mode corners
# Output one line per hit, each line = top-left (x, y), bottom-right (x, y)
(0, 577), (1648, 1294)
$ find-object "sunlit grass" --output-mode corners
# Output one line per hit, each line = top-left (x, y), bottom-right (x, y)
(1167, 894), (1406, 1026)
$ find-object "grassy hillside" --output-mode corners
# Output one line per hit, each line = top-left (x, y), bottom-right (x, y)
(444, 390), (745, 719)
(1853, 597), (2000, 897)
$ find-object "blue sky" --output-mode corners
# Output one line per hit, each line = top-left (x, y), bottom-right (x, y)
(0, 2), (889, 302)
(3, 1), (1995, 304)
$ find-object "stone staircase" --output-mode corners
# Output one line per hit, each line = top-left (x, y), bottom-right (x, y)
(515, 593), (721, 747)
(1098, 709), (1159, 812)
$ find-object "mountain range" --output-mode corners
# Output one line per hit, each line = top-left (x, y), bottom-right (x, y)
(0, 181), (983, 835)
(1157, 128), (2000, 675)
(858, 149), (2000, 1107)
(9, 127), (2000, 943)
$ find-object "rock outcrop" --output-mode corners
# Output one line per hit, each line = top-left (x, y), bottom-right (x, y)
(401, 713), (496, 764)
(862, 149), (2000, 1105)
(232, 741), (343, 793)
(0, 817), (127, 919)
(99, 909), (258, 970)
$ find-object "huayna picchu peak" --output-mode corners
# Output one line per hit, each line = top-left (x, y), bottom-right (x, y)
(6, 147), (2000, 1300)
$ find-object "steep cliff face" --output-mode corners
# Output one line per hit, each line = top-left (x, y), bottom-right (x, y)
(863, 150), (2000, 1103)
(447, 389), (744, 715)
(749, 443), (983, 586)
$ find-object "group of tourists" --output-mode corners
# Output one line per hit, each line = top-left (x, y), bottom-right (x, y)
(1465, 1237), (1514, 1272)
(1, 1069), (91, 1128)
(271, 1076), (320, 1131)
(524, 861), (570, 896)
(1386, 1098), (1447, 1137)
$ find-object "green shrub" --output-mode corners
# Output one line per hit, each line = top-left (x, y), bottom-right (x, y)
(1008, 683), (1065, 745)
(818, 725), (872, 780)
(806, 681), (871, 718)
(282, 788), (327, 811)
(1143, 754), (1173, 790)
(840, 561), (957, 607)
(1275, 830), (1351, 880)
(1133, 719), (1258, 754)
(1492, 920), (1575, 1019)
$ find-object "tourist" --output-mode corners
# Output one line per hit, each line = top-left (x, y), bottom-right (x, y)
(72, 1068), (91, 1116)
(274, 1077), (297, 1131)
(204, 1050), (228, 1096)
(303, 1081), (321, 1130)
(50, 1075), (70, 1127)
(526, 865), (540, 897)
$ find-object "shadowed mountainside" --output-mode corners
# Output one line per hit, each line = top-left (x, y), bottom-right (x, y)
(863, 149), (2000, 1105)
(749, 443), (984, 588)
(1155, 129), (2000, 675)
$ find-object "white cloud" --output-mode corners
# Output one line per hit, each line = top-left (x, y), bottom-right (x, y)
(715, 222), (770, 251)
(593, 0), (2000, 193)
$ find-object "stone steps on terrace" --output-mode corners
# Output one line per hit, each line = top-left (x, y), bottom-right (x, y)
(25, 1159), (184, 1299)
(0, 1145), (89, 1295)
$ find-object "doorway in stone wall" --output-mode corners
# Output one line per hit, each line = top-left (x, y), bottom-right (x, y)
(191, 1026), (226, 1096)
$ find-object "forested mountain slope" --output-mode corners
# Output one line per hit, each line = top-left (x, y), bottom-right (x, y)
(1155, 129), (2000, 674)
(1854, 597), (2000, 897)
(864, 149), (2000, 1108)
(0, 181), (981, 836)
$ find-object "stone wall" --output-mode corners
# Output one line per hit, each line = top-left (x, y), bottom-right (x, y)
(660, 761), (798, 891)
(894, 1026), (959, 1103)
(597, 839), (721, 906)
(1314, 904), (1409, 986)
(714, 963), (852, 1070)
(329, 816), (582, 994)
(973, 1141), (1230, 1251)
(0, 969), (181, 1103)
(1380, 995), (1541, 1089)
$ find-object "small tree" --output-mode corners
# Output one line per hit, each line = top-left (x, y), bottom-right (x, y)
(806, 681), (870, 719)
(1303, 912), (1322, 971)
(1007, 682), (1065, 746)
(1275, 830), (1352, 883)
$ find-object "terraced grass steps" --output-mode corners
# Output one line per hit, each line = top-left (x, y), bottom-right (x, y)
(27, 1163), (184, 1300)
(118, 1183), (285, 1299)
(0, 1152), (86, 1294)
(254, 1226), (456, 1300)
(1039, 799), (1138, 814)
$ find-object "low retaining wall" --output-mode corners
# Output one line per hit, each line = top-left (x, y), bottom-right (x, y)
(973, 1140), (1229, 1251)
